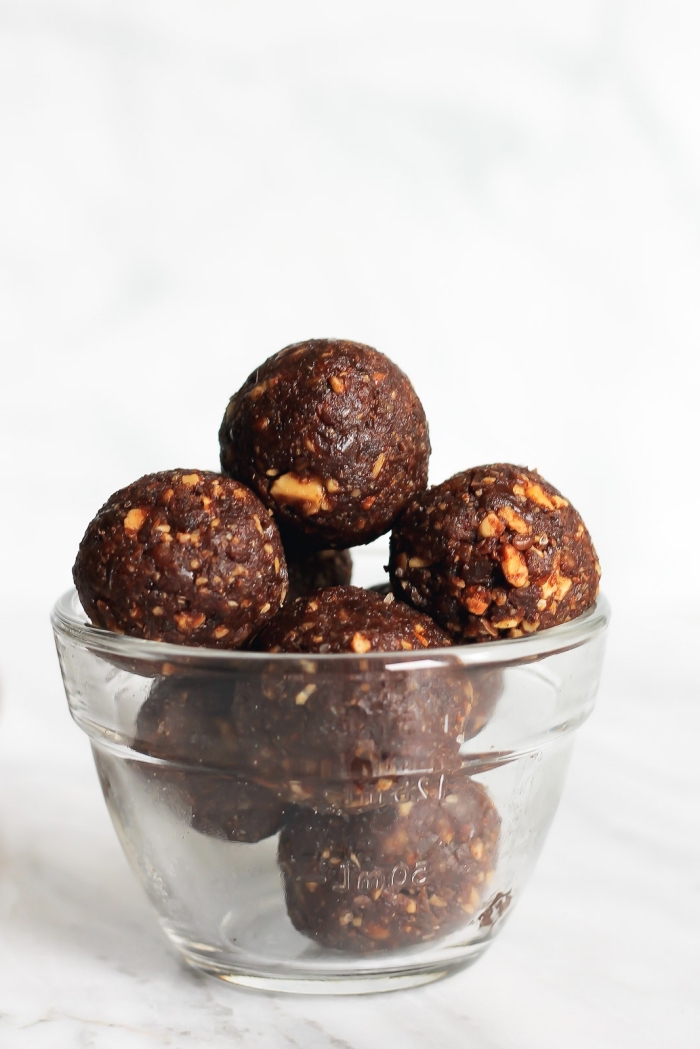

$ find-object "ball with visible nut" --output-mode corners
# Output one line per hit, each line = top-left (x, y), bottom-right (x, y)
(252, 584), (449, 656)
(74, 470), (288, 649)
(390, 464), (600, 642)
(219, 339), (430, 548)
(240, 587), (494, 808)
(278, 774), (500, 952)
(134, 675), (286, 843)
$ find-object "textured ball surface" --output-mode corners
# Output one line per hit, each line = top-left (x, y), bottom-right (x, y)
(239, 587), (496, 807)
(74, 470), (287, 648)
(133, 675), (286, 843)
(278, 774), (500, 952)
(219, 339), (430, 547)
(390, 464), (600, 642)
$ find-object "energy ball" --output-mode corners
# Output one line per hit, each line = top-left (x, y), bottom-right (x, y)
(135, 674), (244, 769)
(252, 584), (449, 656)
(137, 764), (286, 844)
(240, 587), (492, 809)
(283, 531), (353, 602)
(218, 339), (430, 547)
(390, 464), (600, 642)
(134, 675), (286, 843)
(278, 774), (500, 952)
(74, 470), (288, 649)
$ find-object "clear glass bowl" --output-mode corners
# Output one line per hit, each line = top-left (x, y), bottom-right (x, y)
(52, 582), (609, 995)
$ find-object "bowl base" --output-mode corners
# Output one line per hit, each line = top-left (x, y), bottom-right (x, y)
(175, 940), (489, 995)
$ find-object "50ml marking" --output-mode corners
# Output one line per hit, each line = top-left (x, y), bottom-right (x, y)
(330, 859), (428, 893)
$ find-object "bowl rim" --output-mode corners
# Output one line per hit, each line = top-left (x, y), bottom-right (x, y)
(51, 588), (610, 669)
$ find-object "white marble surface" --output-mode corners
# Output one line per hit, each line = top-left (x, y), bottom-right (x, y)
(1, 2), (699, 1045)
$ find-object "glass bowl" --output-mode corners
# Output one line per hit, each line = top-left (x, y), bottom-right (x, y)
(52, 582), (609, 995)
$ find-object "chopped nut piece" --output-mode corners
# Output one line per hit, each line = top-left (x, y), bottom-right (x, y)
(491, 617), (521, 630)
(371, 452), (386, 478)
(174, 611), (206, 632)
(479, 512), (505, 538)
(329, 375), (345, 393)
(270, 472), (330, 516)
(351, 632), (372, 654)
(500, 545), (530, 588)
(466, 591), (491, 615)
(123, 508), (147, 534)
(523, 482), (555, 510)
(180, 473), (200, 487)
(408, 556), (430, 568)
(554, 575), (572, 601)
(295, 684), (317, 706)
(498, 506), (530, 534)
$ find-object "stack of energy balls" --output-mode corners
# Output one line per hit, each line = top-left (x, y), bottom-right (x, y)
(74, 338), (600, 953)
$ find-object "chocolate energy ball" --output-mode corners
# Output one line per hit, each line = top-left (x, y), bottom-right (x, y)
(138, 764), (286, 843)
(135, 674), (244, 769)
(283, 532), (352, 602)
(74, 470), (288, 649)
(134, 675), (286, 843)
(253, 584), (449, 656)
(240, 587), (492, 808)
(278, 774), (500, 952)
(219, 339), (430, 547)
(390, 464), (600, 642)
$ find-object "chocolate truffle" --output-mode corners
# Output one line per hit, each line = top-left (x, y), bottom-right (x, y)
(74, 470), (288, 648)
(278, 774), (500, 952)
(134, 675), (286, 843)
(219, 339), (430, 547)
(239, 587), (492, 808)
(390, 464), (600, 642)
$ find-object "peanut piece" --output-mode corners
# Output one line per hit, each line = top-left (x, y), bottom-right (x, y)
(479, 512), (505, 538)
(498, 506), (530, 534)
(123, 508), (147, 534)
(524, 482), (555, 510)
(500, 545), (530, 588)
(174, 611), (206, 632)
(371, 453), (386, 478)
(270, 473), (331, 515)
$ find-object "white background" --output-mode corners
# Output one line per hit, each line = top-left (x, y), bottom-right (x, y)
(0, 2), (698, 1046)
